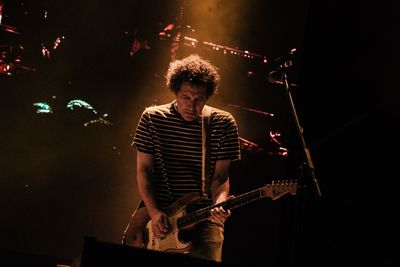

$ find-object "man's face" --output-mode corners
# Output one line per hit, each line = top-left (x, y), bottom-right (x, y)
(175, 82), (208, 122)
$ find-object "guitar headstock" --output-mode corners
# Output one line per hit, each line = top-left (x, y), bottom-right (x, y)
(262, 180), (298, 200)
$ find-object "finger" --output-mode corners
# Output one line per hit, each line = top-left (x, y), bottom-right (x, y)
(158, 223), (168, 234)
(163, 215), (170, 230)
(152, 224), (160, 238)
(213, 209), (231, 223)
(156, 216), (167, 233)
(211, 207), (225, 217)
(219, 208), (230, 216)
(152, 220), (165, 238)
(156, 224), (167, 238)
(226, 209), (231, 217)
(215, 207), (230, 217)
(211, 210), (225, 223)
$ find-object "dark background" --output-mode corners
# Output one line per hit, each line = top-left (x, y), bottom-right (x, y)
(0, 0), (398, 266)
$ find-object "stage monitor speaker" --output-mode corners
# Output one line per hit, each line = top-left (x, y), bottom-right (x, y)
(79, 236), (232, 267)
(0, 248), (71, 267)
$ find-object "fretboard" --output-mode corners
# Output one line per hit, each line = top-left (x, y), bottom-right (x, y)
(177, 187), (264, 229)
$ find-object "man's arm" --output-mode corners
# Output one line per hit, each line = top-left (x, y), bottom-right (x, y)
(136, 151), (169, 237)
(209, 159), (232, 225)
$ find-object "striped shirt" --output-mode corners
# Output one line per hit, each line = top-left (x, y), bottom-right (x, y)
(132, 101), (241, 209)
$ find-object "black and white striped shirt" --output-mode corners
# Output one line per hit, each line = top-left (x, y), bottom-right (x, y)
(133, 101), (241, 209)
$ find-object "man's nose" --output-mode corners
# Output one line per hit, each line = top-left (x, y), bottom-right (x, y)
(187, 101), (195, 109)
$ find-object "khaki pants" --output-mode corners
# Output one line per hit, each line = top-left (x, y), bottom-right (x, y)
(180, 221), (225, 262)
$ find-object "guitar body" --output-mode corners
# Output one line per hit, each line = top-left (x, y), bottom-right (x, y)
(122, 180), (297, 253)
(122, 192), (204, 253)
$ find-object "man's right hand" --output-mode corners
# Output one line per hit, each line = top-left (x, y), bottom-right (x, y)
(151, 211), (170, 238)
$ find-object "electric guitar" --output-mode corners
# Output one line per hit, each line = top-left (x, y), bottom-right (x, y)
(122, 180), (298, 253)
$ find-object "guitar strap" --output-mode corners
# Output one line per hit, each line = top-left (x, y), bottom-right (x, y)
(202, 105), (212, 196)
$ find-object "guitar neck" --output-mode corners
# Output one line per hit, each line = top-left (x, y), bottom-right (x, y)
(177, 188), (264, 229)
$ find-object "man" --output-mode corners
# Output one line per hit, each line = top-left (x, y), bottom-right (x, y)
(129, 54), (241, 262)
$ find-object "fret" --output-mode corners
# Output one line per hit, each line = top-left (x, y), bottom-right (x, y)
(178, 188), (264, 229)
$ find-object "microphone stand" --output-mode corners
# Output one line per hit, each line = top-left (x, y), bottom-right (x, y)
(269, 57), (322, 267)
(273, 60), (322, 200)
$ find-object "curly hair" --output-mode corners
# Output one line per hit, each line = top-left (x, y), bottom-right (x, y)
(166, 54), (220, 97)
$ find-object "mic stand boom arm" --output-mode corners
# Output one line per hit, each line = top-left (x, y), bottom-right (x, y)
(280, 64), (322, 200)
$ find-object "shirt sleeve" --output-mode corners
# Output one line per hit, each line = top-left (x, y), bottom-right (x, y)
(217, 114), (241, 161)
(132, 109), (154, 154)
